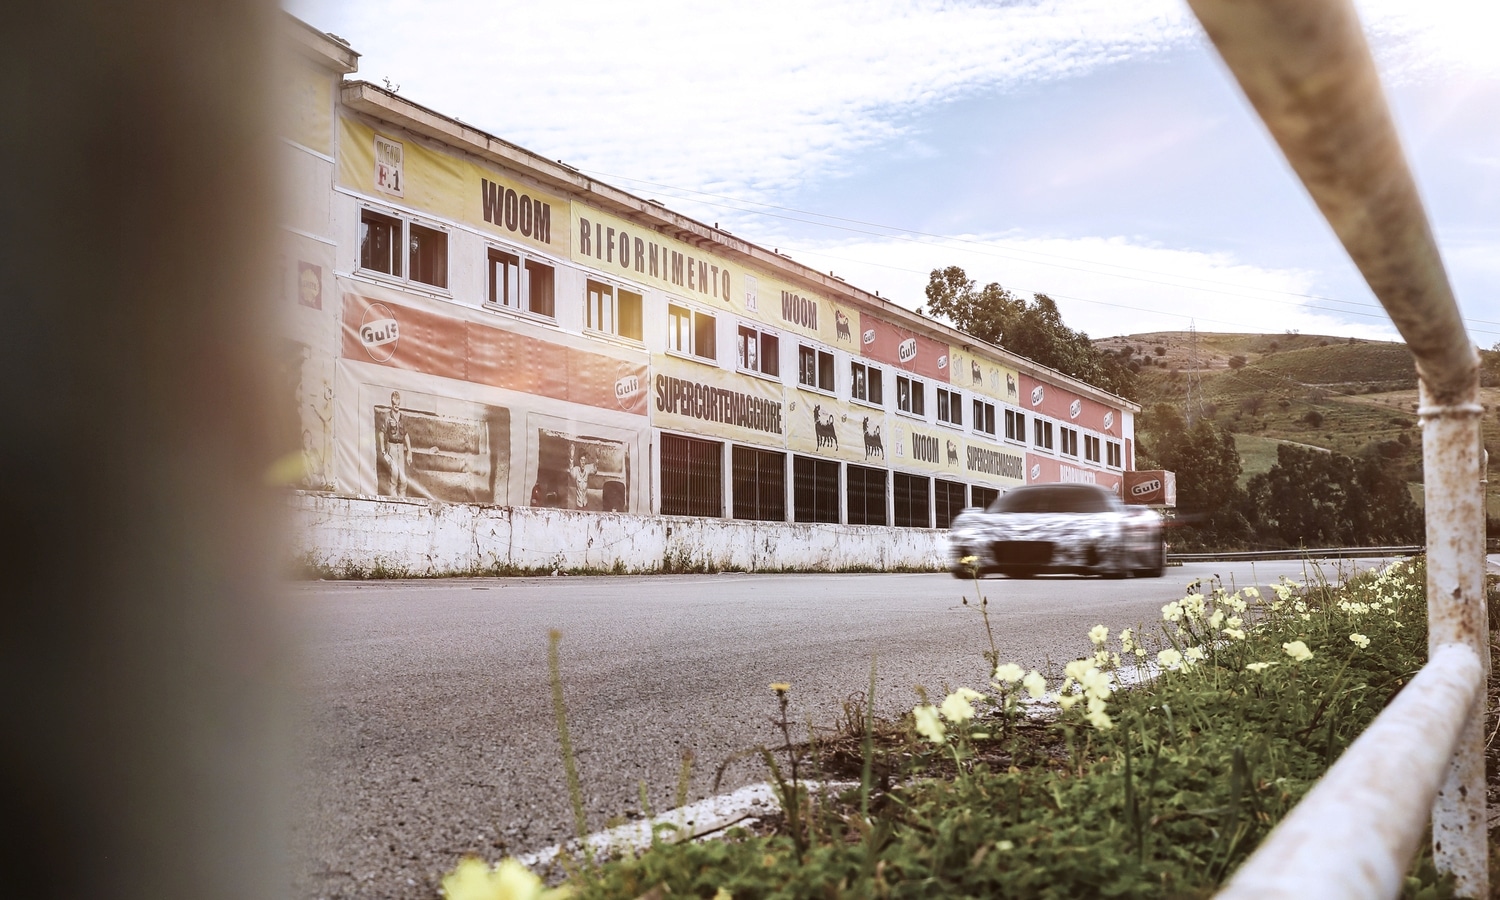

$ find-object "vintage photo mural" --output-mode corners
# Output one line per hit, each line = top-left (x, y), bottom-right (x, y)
(335, 280), (648, 511)
(371, 389), (511, 503)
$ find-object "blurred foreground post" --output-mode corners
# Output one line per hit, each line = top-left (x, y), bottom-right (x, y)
(0, 2), (287, 898)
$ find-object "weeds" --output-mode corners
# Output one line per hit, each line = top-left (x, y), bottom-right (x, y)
(446, 559), (1464, 899)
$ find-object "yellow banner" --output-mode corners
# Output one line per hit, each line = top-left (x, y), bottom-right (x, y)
(786, 389), (889, 463)
(947, 344), (1021, 406)
(650, 354), (786, 446)
(882, 420), (1025, 487)
(337, 115), (569, 257)
(280, 57), (334, 155)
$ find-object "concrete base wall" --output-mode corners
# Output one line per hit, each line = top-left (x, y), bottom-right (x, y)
(289, 491), (950, 577)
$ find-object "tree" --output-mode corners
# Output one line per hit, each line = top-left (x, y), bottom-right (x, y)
(1245, 444), (1421, 547)
(921, 266), (1135, 399)
(1137, 404), (1249, 547)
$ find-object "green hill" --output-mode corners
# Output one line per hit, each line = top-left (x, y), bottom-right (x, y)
(1097, 332), (1500, 517)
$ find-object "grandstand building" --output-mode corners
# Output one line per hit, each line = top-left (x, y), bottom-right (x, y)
(279, 17), (1140, 539)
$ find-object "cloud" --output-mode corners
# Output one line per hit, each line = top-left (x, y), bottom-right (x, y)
(768, 231), (1407, 341)
(1358, 0), (1500, 81)
(287, 0), (1194, 192)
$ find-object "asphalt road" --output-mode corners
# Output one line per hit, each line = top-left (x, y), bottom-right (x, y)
(288, 558), (1391, 899)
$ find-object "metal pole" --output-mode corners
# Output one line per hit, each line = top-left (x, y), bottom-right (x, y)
(1216, 644), (1483, 898)
(1183, 0), (1487, 894)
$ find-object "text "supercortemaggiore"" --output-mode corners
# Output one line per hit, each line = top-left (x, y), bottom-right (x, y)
(655, 375), (783, 435)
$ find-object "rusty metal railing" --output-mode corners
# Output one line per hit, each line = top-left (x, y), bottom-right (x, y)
(1182, 0), (1490, 896)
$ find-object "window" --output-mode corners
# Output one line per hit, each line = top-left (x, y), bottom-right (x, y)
(851, 362), (883, 405)
(896, 375), (925, 416)
(359, 208), (448, 288)
(668, 304), (716, 360)
(846, 464), (887, 526)
(732, 446), (785, 521)
(973, 399), (996, 437)
(972, 485), (1000, 511)
(660, 434), (721, 516)
(1084, 434), (1101, 463)
(488, 247), (554, 317)
(798, 345), (835, 392)
(893, 473), (931, 528)
(360, 209), (402, 276)
(1107, 441), (1123, 468)
(737, 325), (779, 377)
(935, 479), (967, 528)
(937, 388), (963, 426)
(586, 279), (643, 341)
(408, 223), (448, 288)
(1004, 409), (1026, 443)
(1060, 427), (1079, 457)
(1034, 420), (1054, 451)
(793, 456), (839, 523)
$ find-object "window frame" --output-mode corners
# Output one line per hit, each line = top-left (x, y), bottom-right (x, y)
(486, 243), (556, 319)
(1060, 426), (1079, 458)
(667, 302), (717, 362)
(1004, 409), (1026, 444)
(358, 204), (452, 292)
(1034, 419), (1055, 451)
(585, 277), (644, 343)
(1106, 441), (1123, 469)
(797, 344), (836, 394)
(850, 361), (884, 408)
(973, 399), (997, 437)
(736, 322), (781, 380)
(896, 374), (926, 418)
(936, 387), (963, 427)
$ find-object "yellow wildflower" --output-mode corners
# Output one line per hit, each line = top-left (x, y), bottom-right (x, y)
(1246, 661), (1276, 673)
(940, 687), (985, 723)
(913, 704), (945, 744)
(1022, 670), (1048, 699)
(441, 857), (570, 900)
(1157, 648), (1183, 668)
(993, 662), (1025, 684)
(1349, 633), (1370, 649)
(1283, 640), (1313, 662)
(769, 682), (790, 694)
(1089, 624), (1110, 646)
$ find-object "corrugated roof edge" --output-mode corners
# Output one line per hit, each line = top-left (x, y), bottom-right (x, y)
(334, 77), (1138, 413)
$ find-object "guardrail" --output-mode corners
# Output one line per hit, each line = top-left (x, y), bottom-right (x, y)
(1168, 546), (1424, 563)
(1182, 1), (1489, 897)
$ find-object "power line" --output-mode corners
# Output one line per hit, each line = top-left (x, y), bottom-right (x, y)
(579, 165), (1500, 334)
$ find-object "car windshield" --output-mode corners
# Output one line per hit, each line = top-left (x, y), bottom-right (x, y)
(989, 485), (1115, 514)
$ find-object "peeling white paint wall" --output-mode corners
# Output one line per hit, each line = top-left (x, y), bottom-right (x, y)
(289, 492), (950, 576)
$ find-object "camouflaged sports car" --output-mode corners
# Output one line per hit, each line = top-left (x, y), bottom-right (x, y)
(948, 483), (1166, 579)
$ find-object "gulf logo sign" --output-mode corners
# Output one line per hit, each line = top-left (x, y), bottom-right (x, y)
(358, 302), (399, 362)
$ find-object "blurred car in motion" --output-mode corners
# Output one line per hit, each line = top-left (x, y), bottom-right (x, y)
(948, 483), (1165, 578)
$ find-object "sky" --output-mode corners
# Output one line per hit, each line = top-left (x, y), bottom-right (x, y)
(285, 0), (1500, 344)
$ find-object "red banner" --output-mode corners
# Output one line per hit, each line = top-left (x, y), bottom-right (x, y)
(857, 313), (948, 380)
(341, 293), (648, 415)
(1018, 374), (1122, 435)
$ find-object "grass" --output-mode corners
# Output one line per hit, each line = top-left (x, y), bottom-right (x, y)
(444, 558), (1487, 899)
(1117, 331), (1500, 513)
